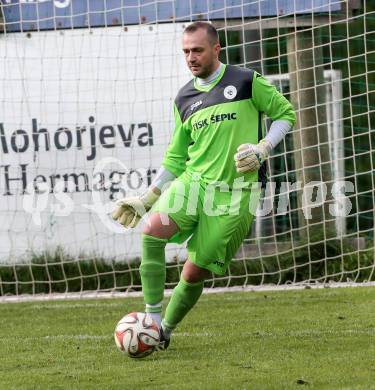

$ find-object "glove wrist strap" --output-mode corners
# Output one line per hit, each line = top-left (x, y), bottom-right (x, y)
(140, 189), (160, 209)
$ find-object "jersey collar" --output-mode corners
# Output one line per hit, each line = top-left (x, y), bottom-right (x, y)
(193, 63), (227, 92)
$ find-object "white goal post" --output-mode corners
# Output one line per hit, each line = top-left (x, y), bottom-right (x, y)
(0, 0), (373, 300)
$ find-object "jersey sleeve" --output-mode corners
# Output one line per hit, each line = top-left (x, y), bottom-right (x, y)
(252, 72), (296, 126)
(161, 103), (192, 177)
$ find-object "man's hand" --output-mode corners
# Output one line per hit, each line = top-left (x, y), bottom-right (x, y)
(234, 139), (272, 173)
(112, 190), (160, 228)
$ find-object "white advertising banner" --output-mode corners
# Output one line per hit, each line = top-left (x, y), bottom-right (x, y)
(0, 23), (190, 262)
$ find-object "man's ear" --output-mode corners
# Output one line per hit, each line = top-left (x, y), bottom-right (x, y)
(214, 42), (221, 55)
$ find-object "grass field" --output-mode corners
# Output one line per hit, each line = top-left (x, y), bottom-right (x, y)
(1, 287), (375, 390)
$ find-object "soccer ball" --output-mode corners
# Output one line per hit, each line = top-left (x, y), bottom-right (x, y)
(114, 312), (160, 358)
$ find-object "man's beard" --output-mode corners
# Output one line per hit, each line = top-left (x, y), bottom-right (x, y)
(194, 62), (215, 79)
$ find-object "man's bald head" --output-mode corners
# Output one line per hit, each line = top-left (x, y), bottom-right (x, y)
(183, 21), (219, 46)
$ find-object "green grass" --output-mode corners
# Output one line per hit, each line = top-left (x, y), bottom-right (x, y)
(1, 287), (375, 389)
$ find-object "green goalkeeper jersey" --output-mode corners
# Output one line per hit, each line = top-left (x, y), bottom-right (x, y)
(162, 64), (296, 187)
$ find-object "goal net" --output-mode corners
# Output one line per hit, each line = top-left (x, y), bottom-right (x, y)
(0, 0), (373, 299)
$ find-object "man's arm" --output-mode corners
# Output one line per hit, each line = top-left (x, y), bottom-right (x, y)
(253, 72), (296, 148)
(252, 72), (296, 127)
(235, 73), (296, 173)
(112, 103), (190, 228)
(161, 103), (192, 177)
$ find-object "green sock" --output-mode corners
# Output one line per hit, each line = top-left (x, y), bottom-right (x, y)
(140, 234), (167, 309)
(163, 276), (204, 331)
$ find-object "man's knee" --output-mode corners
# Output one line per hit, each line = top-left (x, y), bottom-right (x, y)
(142, 222), (155, 237)
(143, 213), (179, 239)
(182, 260), (210, 284)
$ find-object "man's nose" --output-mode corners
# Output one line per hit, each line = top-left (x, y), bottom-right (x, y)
(187, 51), (196, 62)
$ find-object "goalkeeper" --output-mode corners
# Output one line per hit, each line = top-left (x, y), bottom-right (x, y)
(112, 21), (296, 350)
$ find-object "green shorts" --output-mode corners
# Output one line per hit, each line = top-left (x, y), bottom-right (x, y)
(152, 172), (257, 275)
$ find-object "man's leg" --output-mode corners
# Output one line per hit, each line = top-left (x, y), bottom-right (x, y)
(161, 260), (210, 339)
(141, 212), (179, 326)
(160, 192), (254, 341)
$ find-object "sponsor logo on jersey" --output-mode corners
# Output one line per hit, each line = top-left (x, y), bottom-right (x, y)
(223, 85), (237, 100)
(190, 100), (203, 111)
(192, 112), (237, 131)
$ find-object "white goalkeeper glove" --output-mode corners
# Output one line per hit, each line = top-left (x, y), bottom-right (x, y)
(234, 139), (272, 173)
(112, 189), (160, 228)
